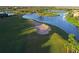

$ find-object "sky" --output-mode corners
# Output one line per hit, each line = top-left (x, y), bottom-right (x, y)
(0, 0), (79, 6)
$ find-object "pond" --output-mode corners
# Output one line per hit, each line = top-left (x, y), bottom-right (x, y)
(22, 13), (79, 40)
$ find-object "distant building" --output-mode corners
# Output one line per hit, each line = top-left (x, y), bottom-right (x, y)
(73, 10), (79, 17)
(0, 11), (15, 17)
(0, 12), (8, 17)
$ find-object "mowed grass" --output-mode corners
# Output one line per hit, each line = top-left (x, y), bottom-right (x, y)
(42, 33), (67, 53)
(0, 14), (68, 53)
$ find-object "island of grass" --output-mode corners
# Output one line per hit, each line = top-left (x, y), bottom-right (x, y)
(37, 12), (59, 17)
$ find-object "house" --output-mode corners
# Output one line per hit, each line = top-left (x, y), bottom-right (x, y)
(0, 11), (15, 17)
(73, 10), (79, 17)
(0, 12), (8, 17)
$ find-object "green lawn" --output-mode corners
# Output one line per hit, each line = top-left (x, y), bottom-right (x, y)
(42, 33), (67, 53)
(0, 15), (68, 53)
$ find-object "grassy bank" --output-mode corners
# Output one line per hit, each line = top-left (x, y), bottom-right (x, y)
(66, 15), (79, 27)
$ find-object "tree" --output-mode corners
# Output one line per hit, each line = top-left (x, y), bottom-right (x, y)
(65, 34), (79, 53)
(68, 34), (76, 52)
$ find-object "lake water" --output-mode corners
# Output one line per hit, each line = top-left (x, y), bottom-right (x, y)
(22, 13), (79, 40)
